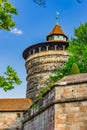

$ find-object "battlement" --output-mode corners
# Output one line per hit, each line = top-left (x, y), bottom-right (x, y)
(23, 41), (68, 60)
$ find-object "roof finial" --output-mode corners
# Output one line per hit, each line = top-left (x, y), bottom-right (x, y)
(56, 11), (59, 25)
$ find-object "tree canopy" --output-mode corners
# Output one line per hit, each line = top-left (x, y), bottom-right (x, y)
(0, 0), (17, 31)
(68, 23), (87, 72)
(0, 1), (21, 91)
(70, 23), (87, 46)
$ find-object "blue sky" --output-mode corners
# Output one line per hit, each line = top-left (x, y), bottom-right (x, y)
(0, 0), (87, 98)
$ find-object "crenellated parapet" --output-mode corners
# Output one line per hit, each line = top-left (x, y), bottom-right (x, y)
(23, 41), (68, 60)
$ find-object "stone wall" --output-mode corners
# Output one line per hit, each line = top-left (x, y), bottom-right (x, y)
(23, 74), (87, 130)
(0, 112), (23, 130)
(54, 82), (87, 130)
(54, 101), (87, 130)
(23, 106), (54, 130)
(25, 50), (69, 100)
(23, 86), (55, 130)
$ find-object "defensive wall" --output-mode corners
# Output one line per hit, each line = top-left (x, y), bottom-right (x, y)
(23, 73), (87, 130)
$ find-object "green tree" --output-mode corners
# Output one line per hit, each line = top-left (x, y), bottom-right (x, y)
(70, 63), (80, 75)
(0, 0), (18, 31)
(59, 22), (87, 76)
(68, 23), (87, 72)
(71, 23), (87, 46)
(0, 1), (21, 91)
(0, 66), (21, 91)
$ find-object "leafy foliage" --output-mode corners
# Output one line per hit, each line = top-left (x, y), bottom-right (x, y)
(0, 66), (21, 91)
(68, 44), (87, 72)
(0, 1), (20, 91)
(47, 56), (79, 85)
(71, 23), (87, 46)
(68, 23), (87, 72)
(70, 63), (80, 74)
(0, 0), (18, 31)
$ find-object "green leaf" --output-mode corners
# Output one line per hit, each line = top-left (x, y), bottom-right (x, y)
(0, 66), (21, 91)
(0, 0), (17, 31)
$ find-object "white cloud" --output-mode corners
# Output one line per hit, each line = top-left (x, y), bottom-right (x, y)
(11, 28), (23, 35)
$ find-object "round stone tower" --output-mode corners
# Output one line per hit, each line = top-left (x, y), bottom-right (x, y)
(23, 23), (69, 100)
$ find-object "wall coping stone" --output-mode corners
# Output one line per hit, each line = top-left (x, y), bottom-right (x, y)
(56, 73), (87, 86)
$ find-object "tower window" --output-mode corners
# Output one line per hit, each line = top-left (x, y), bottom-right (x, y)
(63, 36), (66, 41)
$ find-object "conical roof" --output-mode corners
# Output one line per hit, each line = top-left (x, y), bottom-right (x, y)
(47, 24), (67, 37)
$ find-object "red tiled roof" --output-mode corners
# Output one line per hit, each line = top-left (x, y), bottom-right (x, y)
(47, 24), (67, 37)
(0, 98), (32, 111)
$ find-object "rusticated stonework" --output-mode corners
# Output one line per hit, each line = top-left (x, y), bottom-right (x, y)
(24, 49), (69, 100)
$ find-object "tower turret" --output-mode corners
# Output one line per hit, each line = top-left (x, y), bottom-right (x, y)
(47, 24), (68, 42)
(23, 23), (69, 100)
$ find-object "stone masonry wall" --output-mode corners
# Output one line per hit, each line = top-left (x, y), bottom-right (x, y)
(54, 82), (87, 130)
(54, 101), (87, 130)
(23, 86), (55, 130)
(25, 50), (69, 100)
(23, 106), (54, 130)
(23, 74), (87, 130)
(0, 112), (23, 130)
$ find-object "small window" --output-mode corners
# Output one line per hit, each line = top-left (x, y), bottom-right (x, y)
(16, 113), (21, 118)
(63, 36), (66, 41)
